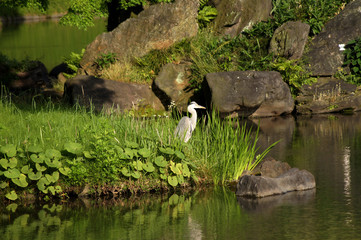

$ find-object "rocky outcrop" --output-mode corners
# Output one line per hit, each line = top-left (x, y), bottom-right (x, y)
(236, 168), (316, 198)
(153, 62), (194, 111)
(269, 21), (310, 60)
(205, 71), (294, 118)
(64, 75), (164, 113)
(212, 0), (272, 37)
(80, 0), (199, 74)
(296, 77), (361, 114)
(306, 0), (361, 76)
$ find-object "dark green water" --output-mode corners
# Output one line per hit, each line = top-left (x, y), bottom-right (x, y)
(0, 18), (106, 71)
(2, 113), (361, 240)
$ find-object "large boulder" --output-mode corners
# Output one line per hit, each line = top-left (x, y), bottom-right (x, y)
(80, 0), (199, 74)
(269, 21), (310, 60)
(212, 0), (272, 37)
(305, 0), (361, 76)
(153, 62), (194, 111)
(205, 71), (294, 118)
(63, 75), (164, 113)
(236, 168), (316, 198)
(5, 61), (51, 91)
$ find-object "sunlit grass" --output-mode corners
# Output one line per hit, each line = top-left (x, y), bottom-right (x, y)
(0, 95), (276, 184)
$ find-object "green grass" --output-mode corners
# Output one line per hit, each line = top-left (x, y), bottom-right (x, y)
(0, 94), (275, 196)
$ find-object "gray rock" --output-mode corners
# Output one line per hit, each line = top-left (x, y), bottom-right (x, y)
(80, 0), (199, 74)
(205, 71), (294, 118)
(296, 77), (361, 114)
(236, 168), (316, 198)
(153, 62), (194, 111)
(269, 21), (310, 60)
(252, 157), (291, 178)
(212, 0), (272, 37)
(64, 75), (164, 113)
(305, 0), (361, 76)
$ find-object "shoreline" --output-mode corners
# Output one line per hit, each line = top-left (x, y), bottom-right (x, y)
(0, 13), (65, 24)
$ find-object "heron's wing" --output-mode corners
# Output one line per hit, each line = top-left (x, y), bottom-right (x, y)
(174, 117), (193, 142)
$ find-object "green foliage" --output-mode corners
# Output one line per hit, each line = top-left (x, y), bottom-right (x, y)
(59, 0), (108, 30)
(343, 37), (361, 84)
(190, 110), (277, 184)
(0, 143), (70, 201)
(198, 5), (218, 29)
(95, 52), (118, 70)
(63, 49), (85, 79)
(271, 58), (317, 96)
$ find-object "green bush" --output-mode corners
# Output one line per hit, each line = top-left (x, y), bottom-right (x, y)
(343, 37), (361, 84)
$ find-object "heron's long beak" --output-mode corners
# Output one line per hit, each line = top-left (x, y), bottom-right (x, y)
(197, 105), (206, 109)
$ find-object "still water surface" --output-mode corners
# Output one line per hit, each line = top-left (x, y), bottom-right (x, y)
(1, 20), (361, 240)
(0, 18), (106, 71)
(1, 113), (361, 240)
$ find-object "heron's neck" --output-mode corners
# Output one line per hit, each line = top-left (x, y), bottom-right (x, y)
(189, 108), (197, 129)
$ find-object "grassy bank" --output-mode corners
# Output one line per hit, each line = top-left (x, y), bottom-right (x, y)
(0, 0), (70, 18)
(0, 93), (275, 201)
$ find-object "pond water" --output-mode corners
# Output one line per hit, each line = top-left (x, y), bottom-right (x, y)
(1, 113), (361, 240)
(0, 18), (106, 71)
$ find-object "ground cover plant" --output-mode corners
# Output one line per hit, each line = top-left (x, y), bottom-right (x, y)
(0, 94), (274, 201)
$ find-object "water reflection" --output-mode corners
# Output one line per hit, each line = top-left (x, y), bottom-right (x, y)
(237, 189), (316, 214)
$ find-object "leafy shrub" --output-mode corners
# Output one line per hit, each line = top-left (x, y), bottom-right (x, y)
(95, 52), (118, 70)
(63, 49), (85, 79)
(343, 37), (361, 84)
(271, 58), (317, 96)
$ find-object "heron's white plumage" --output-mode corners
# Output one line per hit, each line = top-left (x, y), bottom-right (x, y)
(174, 101), (205, 142)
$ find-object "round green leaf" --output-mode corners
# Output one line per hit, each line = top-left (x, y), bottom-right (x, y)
(28, 171), (42, 180)
(159, 147), (174, 155)
(175, 150), (185, 160)
(170, 162), (181, 175)
(45, 149), (62, 159)
(0, 158), (9, 169)
(59, 167), (71, 176)
(133, 160), (143, 171)
(121, 167), (130, 177)
(167, 175), (178, 187)
(125, 141), (139, 149)
(143, 162), (155, 173)
(64, 142), (83, 155)
(0, 181), (9, 189)
(12, 174), (28, 188)
(21, 165), (32, 174)
(160, 173), (167, 180)
(36, 163), (47, 172)
(181, 163), (190, 178)
(177, 175), (185, 185)
(154, 156), (167, 167)
(138, 148), (151, 158)
(131, 171), (141, 179)
(30, 153), (45, 163)
(8, 158), (18, 169)
(5, 190), (18, 200)
(4, 168), (21, 179)
(0, 144), (17, 158)
(6, 203), (18, 212)
(27, 145), (42, 154)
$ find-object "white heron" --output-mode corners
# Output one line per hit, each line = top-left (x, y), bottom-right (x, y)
(174, 101), (206, 142)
